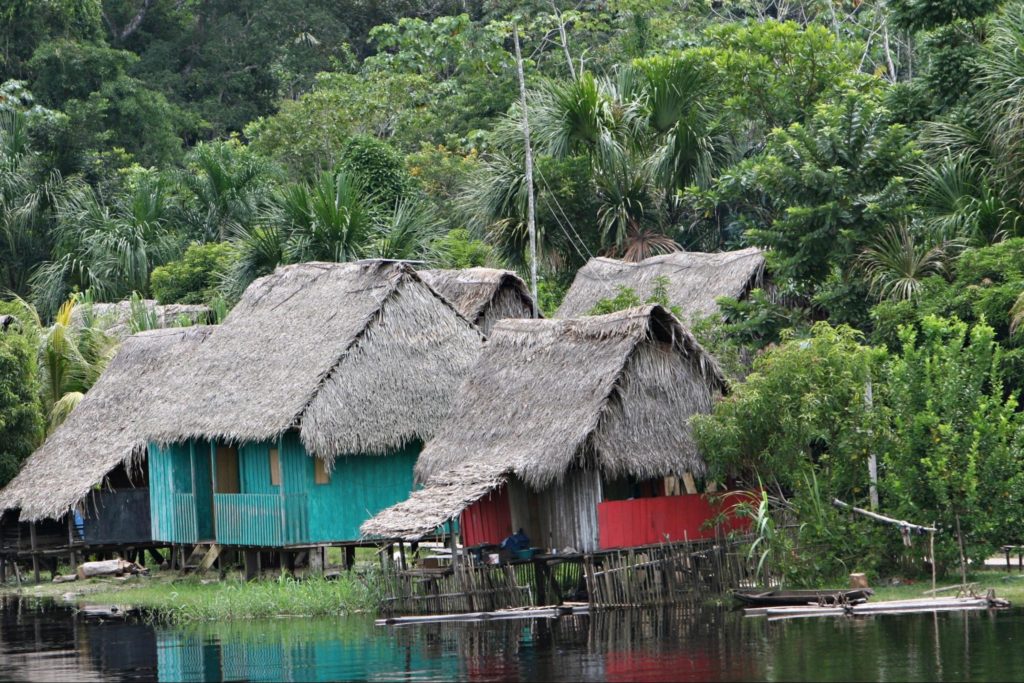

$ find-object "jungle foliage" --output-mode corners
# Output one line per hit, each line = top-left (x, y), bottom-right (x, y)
(4, 0), (1024, 581)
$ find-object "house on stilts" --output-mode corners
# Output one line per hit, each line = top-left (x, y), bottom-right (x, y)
(417, 267), (536, 335)
(142, 260), (483, 567)
(555, 248), (767, 321)
(0, 326), (211, 581)
(362, 305), (741, 554)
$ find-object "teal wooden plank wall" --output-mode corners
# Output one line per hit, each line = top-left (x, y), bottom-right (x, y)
(279, 432), (419, 543)
(149, 434), (419, 547)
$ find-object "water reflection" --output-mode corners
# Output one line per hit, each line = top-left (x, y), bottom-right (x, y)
(3, 596), (1024, 681)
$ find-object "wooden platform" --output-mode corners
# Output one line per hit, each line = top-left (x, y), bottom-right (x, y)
(745, 595), (1011, 621)
(376, 603), (589, 627)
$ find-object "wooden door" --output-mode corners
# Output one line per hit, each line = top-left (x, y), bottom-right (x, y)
(215, 446), (241, 493)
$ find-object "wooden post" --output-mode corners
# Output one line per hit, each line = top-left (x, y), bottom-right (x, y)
(930, 528), (936, 594)
(0, 555), (6, 583)
(66, 515), (77, 571)
(344, 546), (355, 571)
(309, 546), (324, 574)
(398, 542), (407, 571)
(534, 558), (548, 606)
(448, 523), (459, 570)
(29, 522), (39, 584)
(243, 550), (259, 581)
(955, 513), (968, 588)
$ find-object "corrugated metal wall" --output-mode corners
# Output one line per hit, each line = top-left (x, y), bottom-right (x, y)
(460, 486), (513, 546)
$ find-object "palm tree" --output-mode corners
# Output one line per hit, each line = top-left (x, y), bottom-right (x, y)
(857, 223), (953, 301)
(0, 111), (61, 298)
(12, 294), (117, 432)
(465, 55), (724, 268)
(30, 174), (180, 317)
(277, 171), (378, 264)
(222, 170), (441, 297)
(179, 140), (277, 242)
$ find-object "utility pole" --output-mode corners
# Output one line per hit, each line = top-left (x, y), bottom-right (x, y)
(865, 377), (879, 510)
(513, 22), (539, 318)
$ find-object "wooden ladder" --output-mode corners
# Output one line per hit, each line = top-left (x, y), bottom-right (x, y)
(183, 543), (221, 574)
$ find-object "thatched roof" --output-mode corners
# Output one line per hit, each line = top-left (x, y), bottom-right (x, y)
(361, 305), (726, 540)
(555, 248), (766, 320)
(418, 268), (535, 335)
(145, 260), (484, 460)
(0, 326), (212, 522)
(70, 300), (212, 340)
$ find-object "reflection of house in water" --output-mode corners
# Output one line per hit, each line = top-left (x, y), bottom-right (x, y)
(154, 619), (455, 682)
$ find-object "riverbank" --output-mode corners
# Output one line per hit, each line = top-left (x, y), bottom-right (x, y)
(1, 569), (380, 623)
(866, 571), (1024, 603)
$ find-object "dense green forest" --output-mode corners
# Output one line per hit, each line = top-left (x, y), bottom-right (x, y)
(3, 0), (1024, 583)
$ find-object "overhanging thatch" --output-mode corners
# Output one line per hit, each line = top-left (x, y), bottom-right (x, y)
(555, 248), (766, 320)
(418, 268), (536, 335)
(0, 326), (212, 522)
(71, 300), (212, 340)
(145, 260), (484, 461)
(361, 305), (726, 540)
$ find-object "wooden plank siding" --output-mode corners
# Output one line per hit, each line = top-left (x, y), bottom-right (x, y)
(535, 468), (602, 552)
(149, 442), (198, 543)
(148, 434), (420, 547)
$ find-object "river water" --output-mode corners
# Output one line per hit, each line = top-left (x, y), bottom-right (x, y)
(2, 597), (1024, 681)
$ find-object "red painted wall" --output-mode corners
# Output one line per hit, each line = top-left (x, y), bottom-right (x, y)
(460, 486), (513, 547)
(597, 493), (751, 550)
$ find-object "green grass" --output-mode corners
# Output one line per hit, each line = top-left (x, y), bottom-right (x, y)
(83, 573), (381, 623)
(864, 570), (1024, 603)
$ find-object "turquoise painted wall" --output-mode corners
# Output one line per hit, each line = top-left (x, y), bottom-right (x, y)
(149, 440), (215, 544)
(278, 433), (418, 542)
(150, 433), (419, 547)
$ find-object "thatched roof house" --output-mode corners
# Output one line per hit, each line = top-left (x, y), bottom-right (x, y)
(417, 268), (536, 335)
(146, 260), (484, 461)
(0, 326), (211, 522)
(143, 260), (485, 548)
(555, 248), (766, 320)
(361, 305), (727, 544)
(70, 300), (212, 340)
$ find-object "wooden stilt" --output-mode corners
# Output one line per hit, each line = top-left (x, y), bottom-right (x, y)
(344, 546), (355, 571)
(244, 550), (259, 581)
(66, 516), (77, 571)
(29, 522), (39, 584)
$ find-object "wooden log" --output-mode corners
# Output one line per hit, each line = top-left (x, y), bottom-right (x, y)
(832, 499), (937, 532)
(76, 559), (141, 579)
(52, 574), (77, 584)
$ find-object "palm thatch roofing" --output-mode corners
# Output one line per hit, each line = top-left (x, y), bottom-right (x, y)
(555, 248), (766, 320)
(418, 268), (536, 335)
(70, 300), (212, 340)
(145, 260), (484, 461)
(0, 326), (213, 522)
(361, 305), (727, 540)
